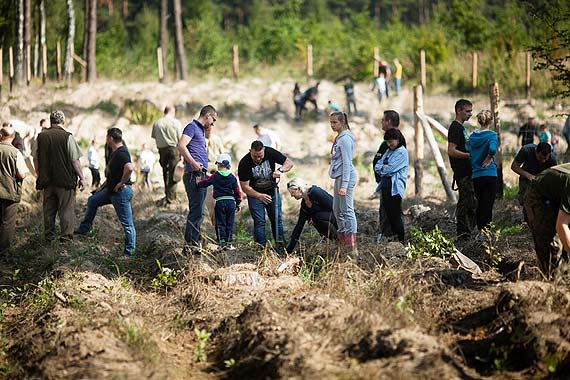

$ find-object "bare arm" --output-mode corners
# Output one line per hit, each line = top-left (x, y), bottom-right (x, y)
(555, 209), (570, 253)
(177, 134), (201, 172)
(447, 142), (470, 160)
(240, 180), (272, 205)
(113, 162), (134, 192)
(273, 158), (294, 179)
(510, 159), (535, 181)
(72, 159), (86, 191)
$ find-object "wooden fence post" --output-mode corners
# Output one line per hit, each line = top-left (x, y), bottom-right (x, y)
(420, 49), (426, 90)
(0, 47), (3, 100)
(490, 82), (504, 199)
(42, 44), (47, 85)
(157, 47), (164, 82)
(414, 84), (424, 196)
(307, 44), (313, 78)
(525, 52), (531, 98)
(232, 44), (239, 79)
(9, 46), (14, 92)
(373, 47), (379, 78)
(56, 40), (61, 81)
(472, 52), (478, 89)
(26, 44), (31, 86)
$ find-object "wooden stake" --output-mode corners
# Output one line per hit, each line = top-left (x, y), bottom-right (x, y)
(373, 47), (379, 78)
(42, 43), (47, 85)
(157, 47), (164, 81)
(307, 44), (313, 77)
(420, 49), (426, 90)
(414, 84), (424, 196)
(232, 44), (239, 79)
(472, 52), (478, 89)
(26, 44), (31, 85)
(9, 46), (14, 92)
(490, 82), (504, 199)
(56, 40), (61, 81)
(525, 52), (531, 98)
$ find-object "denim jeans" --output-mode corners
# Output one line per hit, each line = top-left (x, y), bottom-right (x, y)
(214, 199), (236, 243)
(394, 77), (401, 95)
(183, 171), (206, 244)
(77, 185), (136, 256)
(247, 190), (285, 245)
(333, 173), (357, 234)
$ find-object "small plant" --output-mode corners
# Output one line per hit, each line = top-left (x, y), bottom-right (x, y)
(406, 226), (455, 259)
(224, 358), (236, 368)
(395, 295), (414, 315)
(151, 260), (179, 290)
(299, 255), (327, 285)
(193, 328), (212, 362)
(503, 184), (519, 200)
(481, 223), (503, 269)
(499, 224), (523, 236)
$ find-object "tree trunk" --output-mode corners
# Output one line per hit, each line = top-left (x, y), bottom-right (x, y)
(159, 0), (168, 82)
(83, 0), (89, 80)
(173, 0), (188, 80)
(33, 1), (39, 77)
(24, 0), (31, 83)
(123, 0), (128, 18)
(87, 0), (97, 82)
(64, 0), (75, 80)
(14, 0), (24, 85)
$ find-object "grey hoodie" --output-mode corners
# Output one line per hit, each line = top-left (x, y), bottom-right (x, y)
(329, 129), (356, 188)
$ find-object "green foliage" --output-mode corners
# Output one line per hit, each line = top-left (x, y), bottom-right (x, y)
(224, 358), (236, 368)
(395, 295), (414, 316)
(480, 223), (503, 269)
(151, 260), (179, 290)
(503, 184), (519, 200)
(193, 328), (212, 362)
(406, 226), (455, 259)
(299, 255), (328, 285)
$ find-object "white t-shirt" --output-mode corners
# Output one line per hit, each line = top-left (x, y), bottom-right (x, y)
(256, 130), (280, 149)
(139, 150), (156, 171)
(88, 145), (100, 169)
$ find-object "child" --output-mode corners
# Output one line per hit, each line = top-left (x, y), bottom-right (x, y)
(197, 153), (242, 248)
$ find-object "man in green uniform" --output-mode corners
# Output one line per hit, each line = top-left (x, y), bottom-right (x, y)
(524, 164), (570, 278)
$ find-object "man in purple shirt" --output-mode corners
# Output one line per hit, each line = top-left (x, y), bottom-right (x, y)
(177, 105), (217, 246)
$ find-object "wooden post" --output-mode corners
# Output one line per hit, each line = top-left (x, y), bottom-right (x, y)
(525, 52), (531, 98)
(42, 44), (47, 85)
(490, 82), (504, 199)
(472, 52), (478, 89)
(9, 46), (14, 92)
(232, 44), (239, 79)
(157, 47), (164, 82)
(26, 44), (31, 85)
(56, 40), (61, 81)
(373, 47), (379, 78)
(420, 49), (426, 90)
(417, 112), (456, 202)
(414, 84), (424, 196)
(307, 44), (313, 77)
(0, 48), (3, 100)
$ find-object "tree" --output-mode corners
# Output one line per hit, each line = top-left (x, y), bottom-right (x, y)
(173, 0), (188, 80)
(24, 0), (30, 83)
(14, 0), (24, 85)
(87, 0), (97, 82)
(63, 0), (75, 80)
(160, 0), (168, 82)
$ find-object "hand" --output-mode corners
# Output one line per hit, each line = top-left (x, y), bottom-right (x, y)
(272, 170), (282, 179)
(78, 179), (86, 192)
(338, 187), (347, 196)
(258, 193), (272, 204)
(527, 174), (536, 181)
(236, 205), (241, 213)
(113, 182), (125, 192)
(482, 155), (494, 168)
(190, 161), (201, 172)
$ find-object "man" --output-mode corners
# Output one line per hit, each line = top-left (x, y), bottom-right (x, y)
(152, 105), (182, 205)
(303, 81), (320, 111)
(447, 99), (476, 238)
(28, 118), (48, 176)
(372, 110), (406, 241)
(343, 78), (357, 114)
(253, 124), (280, 150)
(379, 60), (391, 98)
(238, 140), (294, 247)
(0, 124), (27, 252)
(75, 128), (136, 257)
(524, 164), (570, 278)
(393, 59), (403, 95)
(34, 110), (86, 241)
(518, 116), (538, 147)
(178, 105), (217, 246)
(511, 142), (557, 221)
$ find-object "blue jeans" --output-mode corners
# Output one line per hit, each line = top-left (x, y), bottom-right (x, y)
(183, 171), (206, 244)
(77, 186), (136, 256)
(214, 199), (236, 243)
(333, 172), (357, 234)
(247, 190), (285, 245)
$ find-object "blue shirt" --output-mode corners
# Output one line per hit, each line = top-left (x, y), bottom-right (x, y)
(182, 119), (208, 172)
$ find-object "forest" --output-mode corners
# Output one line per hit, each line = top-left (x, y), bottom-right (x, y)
(0, 0), (568, 97)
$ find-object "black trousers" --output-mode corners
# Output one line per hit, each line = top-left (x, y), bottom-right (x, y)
(381, 187), (404, 242)
(158, 146), (180, 202)
(312, 211), (338, 240)
(473, 176), (497, 230)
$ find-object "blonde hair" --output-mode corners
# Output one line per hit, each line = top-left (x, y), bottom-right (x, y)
(477, 110), (494, 129)
(329, 111), (350, 129)
(287, 177), (310, 193)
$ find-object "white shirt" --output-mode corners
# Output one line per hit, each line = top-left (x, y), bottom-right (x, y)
(256, 130), (280, 149)
(139, 150), (156, 171)
(88, 145), (100, 169)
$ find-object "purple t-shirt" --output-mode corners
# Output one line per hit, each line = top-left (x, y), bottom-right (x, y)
(182, 119), (208, 172)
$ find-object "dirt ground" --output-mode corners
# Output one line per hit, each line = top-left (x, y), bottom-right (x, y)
(1, 78), (569, 380)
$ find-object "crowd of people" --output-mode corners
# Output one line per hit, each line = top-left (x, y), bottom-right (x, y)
(1, 88), (569, 279)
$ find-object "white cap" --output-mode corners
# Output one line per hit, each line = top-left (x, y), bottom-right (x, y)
(215, 153), (232, 166)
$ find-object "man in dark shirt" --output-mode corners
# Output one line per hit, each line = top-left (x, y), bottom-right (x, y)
(344, 78), (357, 114)
(511, 142), (557, 221)
(518, 116), (538, 146)
(75, 128), (136, 257)
(447, 99), (476, 238)
(238, 140), (294, 247)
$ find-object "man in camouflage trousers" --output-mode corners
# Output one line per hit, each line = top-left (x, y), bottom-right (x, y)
(524, 164), (570, 278)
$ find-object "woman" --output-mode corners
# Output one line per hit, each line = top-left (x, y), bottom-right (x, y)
(467, 110), (498, 231)
(328, 111), (357, 252)
(286, 178), (338, 254)
(374, 128), (408, 242)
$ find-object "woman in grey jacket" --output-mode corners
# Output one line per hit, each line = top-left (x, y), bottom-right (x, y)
(328, 112), (358, 252)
